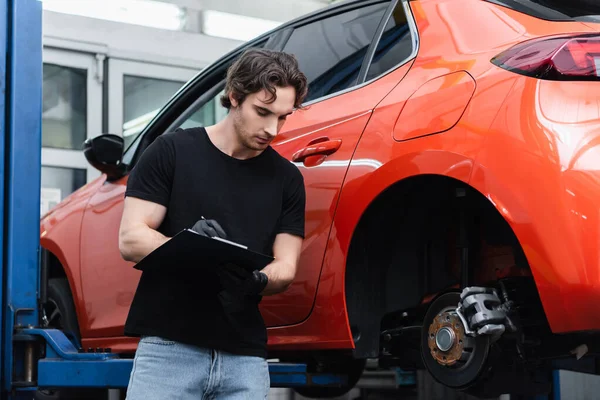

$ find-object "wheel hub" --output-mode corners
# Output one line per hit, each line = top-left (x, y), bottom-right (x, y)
(435, 327), (455, 351)
(427, 310), (466, 366)
(421, 292), (492, 390)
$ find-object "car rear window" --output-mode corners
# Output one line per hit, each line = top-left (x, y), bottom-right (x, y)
(485, 0), (600, 22)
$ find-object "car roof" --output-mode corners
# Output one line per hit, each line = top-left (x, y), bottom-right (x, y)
(257, 0), (391, 39)
(282, 0), (373, 26)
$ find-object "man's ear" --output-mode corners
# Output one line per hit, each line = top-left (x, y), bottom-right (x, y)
(229, 92), (239, 108)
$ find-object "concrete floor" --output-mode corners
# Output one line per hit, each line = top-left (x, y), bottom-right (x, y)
(267, 370), (510, 400)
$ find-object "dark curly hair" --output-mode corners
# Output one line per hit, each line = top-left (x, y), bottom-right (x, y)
(220, 48), (308, 110)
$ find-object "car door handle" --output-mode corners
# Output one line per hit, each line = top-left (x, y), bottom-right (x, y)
(292, 139), (342, 163)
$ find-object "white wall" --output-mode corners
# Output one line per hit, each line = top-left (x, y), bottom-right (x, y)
(160, 0), (330, 24)
(42, 10), (245, 69)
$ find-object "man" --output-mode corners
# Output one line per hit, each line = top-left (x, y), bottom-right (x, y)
(118, 48), (308, 399)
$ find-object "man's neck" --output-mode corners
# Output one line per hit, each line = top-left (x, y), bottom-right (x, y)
(205, 119), (260, 160)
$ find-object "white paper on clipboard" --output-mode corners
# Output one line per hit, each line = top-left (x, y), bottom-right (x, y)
(210, 236), (248, 249)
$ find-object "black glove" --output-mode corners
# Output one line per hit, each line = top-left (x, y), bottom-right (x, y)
(191, 218), (227, 239)
(216, 263), (268, 296)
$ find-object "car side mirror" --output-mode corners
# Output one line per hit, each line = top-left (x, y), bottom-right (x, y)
(83, 134), (126, 181)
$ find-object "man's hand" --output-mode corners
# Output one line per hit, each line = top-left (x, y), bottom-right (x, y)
(191, 218), (227, 239)
(217, 263), (269, 296)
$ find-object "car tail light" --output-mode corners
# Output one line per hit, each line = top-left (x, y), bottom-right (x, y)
(491, 33), (600, 81)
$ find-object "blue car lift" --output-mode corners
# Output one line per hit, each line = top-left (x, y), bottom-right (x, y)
(0, 1), (347, 398)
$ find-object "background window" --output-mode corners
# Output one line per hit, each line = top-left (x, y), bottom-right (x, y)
(365, 4), (413, 81)
(282, 2), (390, 103)
(122, 76), (185, 148)
(42, 64), (87, 150)
(41, 166), (86, 214)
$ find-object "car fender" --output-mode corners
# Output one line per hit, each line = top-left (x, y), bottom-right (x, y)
(468, 75), (600, 334)
(40, 175), (106, 330)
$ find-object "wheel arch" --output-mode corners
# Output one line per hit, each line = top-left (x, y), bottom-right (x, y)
(468, 160), (573, 334)
(342, 172), (531, 359)
(40, 241), (85, 333)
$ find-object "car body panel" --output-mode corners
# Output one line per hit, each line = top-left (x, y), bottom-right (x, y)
(583, 22), (600, 31)
(393, 71), (476, 141)
(79, 176), (132, 338)
(471, 76), (600, 334)
(40, 177), (106, 333)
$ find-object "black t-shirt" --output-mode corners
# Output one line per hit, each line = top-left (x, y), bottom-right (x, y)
(123, 127), (306, 358)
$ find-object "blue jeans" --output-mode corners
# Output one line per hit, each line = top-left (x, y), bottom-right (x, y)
(125, 336), (270, 399)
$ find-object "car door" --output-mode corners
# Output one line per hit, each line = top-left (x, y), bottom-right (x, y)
(260, 0), (411, 326)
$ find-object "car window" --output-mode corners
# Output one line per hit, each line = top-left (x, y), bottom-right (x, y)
(485, 0), (600, 21)
(121, 88), (226, 165)
(365, 2), (414, 82)
(122, 36), (273, 168)
(177, 90), (228, 130)
(282, 2), (391, 104)
(121, 38), (270, 166)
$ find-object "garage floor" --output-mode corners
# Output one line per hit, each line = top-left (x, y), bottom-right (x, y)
(268, 370), (504, 400)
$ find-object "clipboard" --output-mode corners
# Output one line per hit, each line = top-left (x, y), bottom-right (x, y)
(133, 229), (274, 273)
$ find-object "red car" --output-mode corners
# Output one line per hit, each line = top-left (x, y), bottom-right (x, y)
(40, 0), (600, 397)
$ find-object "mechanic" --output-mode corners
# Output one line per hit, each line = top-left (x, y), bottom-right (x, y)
(118, 48), (308, 399)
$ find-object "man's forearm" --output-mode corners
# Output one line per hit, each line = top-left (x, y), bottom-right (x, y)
(119, 225), (170, 263)
(259, 260), (295, 296)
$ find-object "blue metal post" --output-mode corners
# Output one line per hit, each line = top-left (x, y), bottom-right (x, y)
(553, 370), (561, 400)
(1, 0), (42, 394)
(0, 0), (7, 392)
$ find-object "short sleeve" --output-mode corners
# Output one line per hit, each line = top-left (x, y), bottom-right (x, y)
(278, 167), (306, 238)
(125, 136), (175, 207)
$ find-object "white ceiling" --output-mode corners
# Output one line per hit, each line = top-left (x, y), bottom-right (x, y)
(41, 0), (344, 46)
(157, 0), (335, 23)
